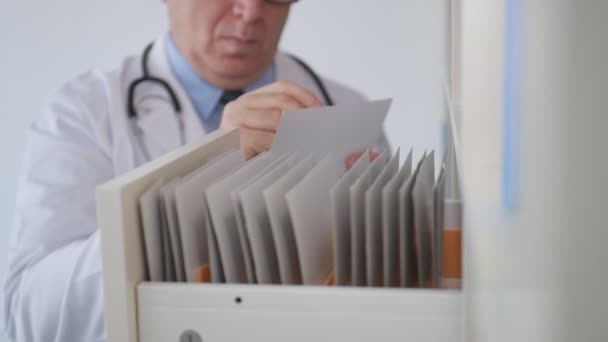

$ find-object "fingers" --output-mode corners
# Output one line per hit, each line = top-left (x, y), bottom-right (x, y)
(244, 92), (308, 112)
(346, 151), (365, 169)
(345, 150), (381, 169)
(223, 103), (282, 132)
(221, 83), (316, 132)
(248, 80), (322, 108)
(240, 127), (275, 160)
(221, 80), (323, 160)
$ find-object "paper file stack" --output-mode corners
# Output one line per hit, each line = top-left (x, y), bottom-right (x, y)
(138, 145), (461, 289)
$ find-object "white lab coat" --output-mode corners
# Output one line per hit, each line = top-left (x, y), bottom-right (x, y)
(3, 35), (383, 342)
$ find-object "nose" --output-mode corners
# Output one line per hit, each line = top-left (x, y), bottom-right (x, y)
(232, 0), (264, 23)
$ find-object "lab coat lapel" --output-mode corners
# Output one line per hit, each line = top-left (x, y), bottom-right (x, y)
(135, 35), (205, 153)
(135, 102), (181, 152)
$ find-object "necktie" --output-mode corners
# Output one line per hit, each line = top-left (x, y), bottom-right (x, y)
(207, 89), (244, 132)
(220, 89), (244, 105)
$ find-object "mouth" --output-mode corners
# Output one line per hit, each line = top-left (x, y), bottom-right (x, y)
(221, 36), (257, 45)
(219, 36), (260, 55)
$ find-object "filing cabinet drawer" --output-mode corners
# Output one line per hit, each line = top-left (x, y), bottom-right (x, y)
(137, 283), (463, 342)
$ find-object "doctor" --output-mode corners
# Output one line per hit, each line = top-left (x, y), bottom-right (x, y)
(4, 0), (385, 341)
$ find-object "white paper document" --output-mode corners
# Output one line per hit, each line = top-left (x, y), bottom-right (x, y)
(271, 99), (392, 167)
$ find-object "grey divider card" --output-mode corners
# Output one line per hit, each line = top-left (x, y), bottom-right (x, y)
(399, 152), (426, 287)
(231, 154), (289, 284)
(365, 149), (401, 287)
(159, 179), (180, 281)
(233, 187), (257, 283)
(286, 156), (344, 285)
(433, 164), (446, 288)
(349, 150), (388, 286)
(206, 204), (224, 283)
(174, 149), (244, 282)
(139, 178), (166, 281)
(412, 151), (435, 288)
(442, 142), (462, 288)
(382, 149), (413, 287)
(159, 195), (174, 281)
(263, 157), (316, 285)
(240, 155), (300, 284)
(162, 178), (186, 282)
(330, 153), (370, 286)
(232, 195), (254, 283)
(206, 152), (272, 283)
(271, 99), (391, 169)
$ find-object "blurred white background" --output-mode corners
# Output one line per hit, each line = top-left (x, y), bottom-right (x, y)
(0, 1), (448, 340)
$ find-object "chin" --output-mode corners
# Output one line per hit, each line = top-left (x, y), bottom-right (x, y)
(213, 56), (268, 80)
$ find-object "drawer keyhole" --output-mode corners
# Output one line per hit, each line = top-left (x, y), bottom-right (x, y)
(180, 330), (202, 342)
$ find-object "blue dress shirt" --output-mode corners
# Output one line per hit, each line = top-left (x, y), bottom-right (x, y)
(165, 34), (276, 132)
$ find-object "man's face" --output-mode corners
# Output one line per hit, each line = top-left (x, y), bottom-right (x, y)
(166, 0), (293, 87)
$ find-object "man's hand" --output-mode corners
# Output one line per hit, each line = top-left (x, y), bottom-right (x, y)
(345, 151), (381, 170)
(220, 80), (322, 160)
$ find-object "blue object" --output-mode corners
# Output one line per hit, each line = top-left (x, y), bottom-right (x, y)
(503, 0), (521, 210)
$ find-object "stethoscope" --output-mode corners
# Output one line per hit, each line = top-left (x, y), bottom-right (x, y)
(127, 42), (334, 160)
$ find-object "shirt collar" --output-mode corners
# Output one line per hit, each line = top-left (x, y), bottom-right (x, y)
(165, 33), (276, 121)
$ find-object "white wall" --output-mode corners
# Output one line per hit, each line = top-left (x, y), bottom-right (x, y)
(0, 1), (448, 340)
